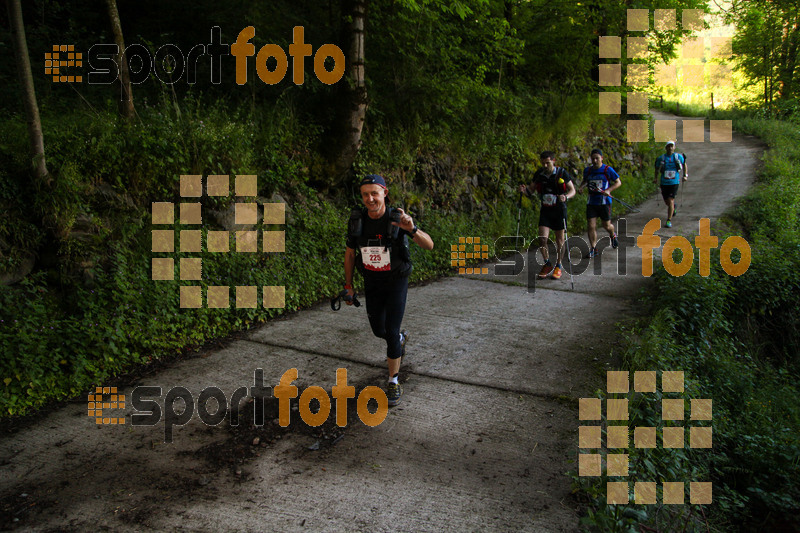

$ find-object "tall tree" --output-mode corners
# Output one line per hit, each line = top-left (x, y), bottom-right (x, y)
(105, 0), (135, 119)
(328, 0), (490, 182)
(775, 4), (800, 101)
(729, 0), (800, 106)
(329, 0), (367, 181)
(7, 0), (49, 184)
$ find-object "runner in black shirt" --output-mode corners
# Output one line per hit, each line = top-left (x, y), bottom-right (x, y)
(344, 175), (434, 406)
(519, 151), (576, 280)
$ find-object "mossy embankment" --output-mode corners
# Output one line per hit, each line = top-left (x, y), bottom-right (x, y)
(0, 99), (655, 419)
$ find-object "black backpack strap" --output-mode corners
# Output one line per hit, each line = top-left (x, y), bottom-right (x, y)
(348, 207), (364, 245)
(386, 206), (400, 243)
(556, 167), (568, 192)
(351, 207), (400, 251)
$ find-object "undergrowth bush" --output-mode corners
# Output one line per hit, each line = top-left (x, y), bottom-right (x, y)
(573, 114), (800, 532)
(0, 95), (652, 421)
(0, 179), (538, 416)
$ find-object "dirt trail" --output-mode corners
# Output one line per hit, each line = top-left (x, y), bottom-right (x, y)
(0, 112), (762, 532)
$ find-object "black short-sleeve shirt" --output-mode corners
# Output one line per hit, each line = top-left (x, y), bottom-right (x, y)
(346, 208), (412, 280)
(533, 166), (572, 211)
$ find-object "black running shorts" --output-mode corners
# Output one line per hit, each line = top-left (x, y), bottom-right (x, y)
(538, 206), (565, 231)
(586, 204), (611, 221)
(660, 184), (679, 200)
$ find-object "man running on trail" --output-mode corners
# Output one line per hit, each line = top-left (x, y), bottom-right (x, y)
(654, 140), (688, 228)
(344, 174), (434, 407)
(519, 151), (576, 280)
(579, 148), (621, 258)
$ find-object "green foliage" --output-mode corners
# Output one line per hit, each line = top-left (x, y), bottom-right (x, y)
(573, 115), (800, 531)
(0, 0), (660, 444)
(0, 184), (524, 416)
(366, 0), (528, 161)
(727, 0), (800, 107)
(1, 70), (658, 417)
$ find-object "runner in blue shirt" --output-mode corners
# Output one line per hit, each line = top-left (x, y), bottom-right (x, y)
(654, 140), (688, 228)
(578, 149), (621, 258)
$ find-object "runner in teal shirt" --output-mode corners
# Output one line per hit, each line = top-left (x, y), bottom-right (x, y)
(654, 140), (688, 228)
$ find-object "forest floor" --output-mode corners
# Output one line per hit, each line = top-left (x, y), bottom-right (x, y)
(0, 112), (763, 532)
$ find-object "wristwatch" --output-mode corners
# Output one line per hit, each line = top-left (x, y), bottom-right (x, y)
(411, 225), (419, 236)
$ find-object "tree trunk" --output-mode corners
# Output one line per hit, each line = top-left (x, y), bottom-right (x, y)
(770, 12), (776, 107)
(105, 0), (135, 119)
(764, 45), (769, 107)
(780, 19), (800, 100)
(7, 0), (49, 184)
(503, 0), (513, 23)
(330, 0), (367, 181)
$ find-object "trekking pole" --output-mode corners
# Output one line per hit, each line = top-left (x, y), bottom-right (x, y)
(604, 194), (640, 213)
(515, 191), (522, 247)
(562, 201), (575, 291)
(588, 184), (640, 213)
(330, 290), (361, 311)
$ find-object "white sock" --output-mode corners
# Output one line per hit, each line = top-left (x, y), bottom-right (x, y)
(388, 375), (399, 385)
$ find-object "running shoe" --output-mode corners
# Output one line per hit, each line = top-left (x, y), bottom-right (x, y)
(551, 266), (563, 280)
(611, 234), (619, 249)
(538, 263), (554, 279)
(672, 207), (677, 218)
(665, 220), (672, 228)
(387, 382), (402, 407)
(584, 247), (598, 259)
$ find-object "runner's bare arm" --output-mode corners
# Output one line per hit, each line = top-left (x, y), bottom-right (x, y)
(606, 178), (622, 194)
(566, 180), (577, 199)
(559, 181), (577, 203)
(410, 228), (434, 250)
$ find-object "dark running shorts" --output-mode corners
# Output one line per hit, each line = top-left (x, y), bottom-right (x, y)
(661, 184), (679, 200)
(586, 204), (611, 221)
(538, 206), (565, 231)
